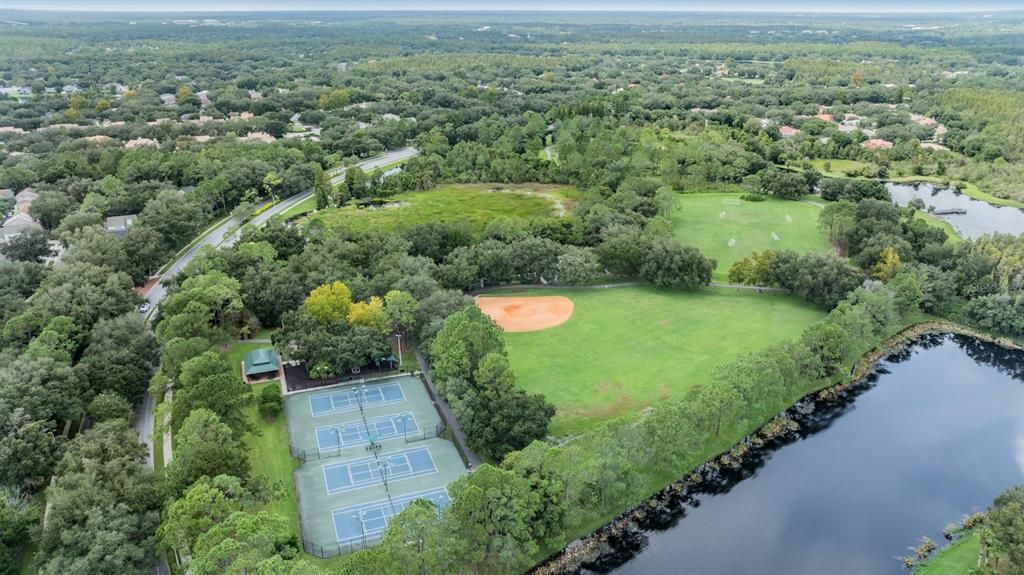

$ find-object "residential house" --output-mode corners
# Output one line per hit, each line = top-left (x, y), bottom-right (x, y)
(125, 137), (159, 149)
(14, 189), (38, 214)
(105, 214), (138, 236)
(862, 138), (894, 150)
(779, 126), (801, 138)
(1, 212), (43, 241)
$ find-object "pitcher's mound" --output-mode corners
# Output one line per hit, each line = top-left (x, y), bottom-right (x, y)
(476, 295), (574, 333)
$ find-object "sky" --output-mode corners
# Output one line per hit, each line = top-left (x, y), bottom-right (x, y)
(4, 0), (1022, 13)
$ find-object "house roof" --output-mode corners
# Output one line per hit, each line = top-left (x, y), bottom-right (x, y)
(779, 126), (800, 137)
(105, 214), (139, 233)
(14, 189), (38, 203)
(243, 348), (281, 376)
(2, 213), (42, 239)
(862, 138), (894, 149)
(0, 189), (13, 200)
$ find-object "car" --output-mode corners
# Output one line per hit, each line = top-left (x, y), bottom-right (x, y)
(138, 302), (151, 314)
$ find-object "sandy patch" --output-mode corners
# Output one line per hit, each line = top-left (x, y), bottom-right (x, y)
(476, 295), (574, 333)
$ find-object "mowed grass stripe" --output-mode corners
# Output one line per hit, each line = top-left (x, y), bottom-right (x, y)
(672, 193), (830, 281)
(499, 286), (825, 436)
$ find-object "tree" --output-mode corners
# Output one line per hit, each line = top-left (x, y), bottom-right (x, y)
(640, 238), (715, 288)
(384, 290), (418, 335)
(988, 485), (1024, 570)
(761, 170), (809, 200)
(31, 261), (138, 331)
(556, 246), (602, 285)
(318, 88), (350, 110)
(173, 351), (250, 432)
(29, 190), (77, 230)
(0, 355), (81, 423)
(141, 189), (206, 251)
(700, 381), (744, 437)
(159, 474), (250, 561)
(447, 465), (540, 575)
(88, 392), (133, 423)
(38, 421), (160, 575)
(0, 410), (64, 491)
(381, 499), (453, 575)
(0, 493), (35, 575)
(78, 313), (158, 403)
(501, 441), (568, 548)
(429, 306), (505, 386)
(304, 281), (353, 325)
(189, 510), (299, 575)
(871, 246), (903, 280)
(455, 353), (554, 460)
(0, 228), (52, 263)
(347, 296), (388, 333)
(314, 165), (331, 209)
(168, 409), (250, 495)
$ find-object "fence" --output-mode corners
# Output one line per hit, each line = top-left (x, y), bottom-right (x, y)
(289, 422), (447, 463)
(303, 532), (384, 559)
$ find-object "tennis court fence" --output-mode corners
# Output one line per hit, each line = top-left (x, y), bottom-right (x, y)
(291, 422), (446, 463)
(303, 533), (383, 558)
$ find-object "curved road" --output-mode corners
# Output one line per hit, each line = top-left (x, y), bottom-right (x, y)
(132, 146), (420, 469)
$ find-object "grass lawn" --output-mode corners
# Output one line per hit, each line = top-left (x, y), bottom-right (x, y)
(915, 212), (963, 243)
(496, 286), (826, 436)
(242, 381), (302, 542)
(807, 158), (874, 178)
(917, 532), (982, 575)
(306, 183), (578, 232)
(672, 193), (831, 281)
(224, 341), (274, 373)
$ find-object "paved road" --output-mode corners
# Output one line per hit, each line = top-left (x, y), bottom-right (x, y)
(132, 146), (416, 575)
(133, 146), (421, 470)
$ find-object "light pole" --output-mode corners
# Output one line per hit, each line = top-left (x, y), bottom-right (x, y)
(402, 414), (411, 442)
(394, 333), (403, 368)
(352, 513), (366, 548)
(333, 427), (342, 456)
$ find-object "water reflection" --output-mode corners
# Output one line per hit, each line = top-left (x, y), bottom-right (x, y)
(583, 335), (1024, 575)
(886, 183), (1024, 239)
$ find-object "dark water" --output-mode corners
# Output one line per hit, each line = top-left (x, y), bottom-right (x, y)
(594, 335), (1024, 575)
(886, 182), (1024, 239)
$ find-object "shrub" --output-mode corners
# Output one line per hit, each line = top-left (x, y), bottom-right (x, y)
(258, 384), (283, 418)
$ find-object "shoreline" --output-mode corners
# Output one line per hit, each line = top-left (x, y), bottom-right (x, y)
(532, 321), (1024, 574)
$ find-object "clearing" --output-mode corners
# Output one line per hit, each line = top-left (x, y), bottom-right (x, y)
(672, 193), (830, 281)
(306, 183), (579, 231)
(498, 286), (825, 436)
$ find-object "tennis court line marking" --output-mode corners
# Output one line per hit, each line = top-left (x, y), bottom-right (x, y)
(314, 411), (419, 451)
(308, 382), (406, 417)
(322, 446), (438, 495)
(331, 487), (452, 544)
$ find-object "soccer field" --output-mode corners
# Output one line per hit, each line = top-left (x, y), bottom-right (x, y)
(498, 286), (825, 436)
(672, 193), (830, 281)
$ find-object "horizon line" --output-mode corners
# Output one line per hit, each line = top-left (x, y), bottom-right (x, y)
(2, 7), (1021, 15)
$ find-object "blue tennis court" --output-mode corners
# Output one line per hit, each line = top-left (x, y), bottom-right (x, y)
(309, 382), (405, 417)
(315, 412), (419, 451)
(332, 487), (452, 544)
(323, 446), (438, 495)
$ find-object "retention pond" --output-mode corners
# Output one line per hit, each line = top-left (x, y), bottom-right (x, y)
(886, 182), (1024, 239)
(590, 334), (1024, 575)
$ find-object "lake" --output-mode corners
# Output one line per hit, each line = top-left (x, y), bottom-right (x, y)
(886, 182), (1024, 239)
(589, 335), (1024, 575)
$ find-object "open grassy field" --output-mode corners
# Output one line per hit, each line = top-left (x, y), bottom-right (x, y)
(306, 183), (579, 231)
(916, 532), (981, 575)
(495, 286), (825, 436)
(807, 158), (875, 178)
(672, 193), (831, 281)
(242, 381), (301, 542)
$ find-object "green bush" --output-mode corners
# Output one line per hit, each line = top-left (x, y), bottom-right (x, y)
(258, 384), (283, 418)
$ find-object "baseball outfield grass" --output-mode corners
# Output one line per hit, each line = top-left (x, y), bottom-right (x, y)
(499, 286), (825, 436)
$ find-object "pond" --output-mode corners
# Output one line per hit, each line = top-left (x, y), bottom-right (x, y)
(886, 182), (1024, 239)
(588, 335), (1024, 575)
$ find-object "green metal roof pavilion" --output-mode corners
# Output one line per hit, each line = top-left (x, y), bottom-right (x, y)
(243, 348), (281, 376)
